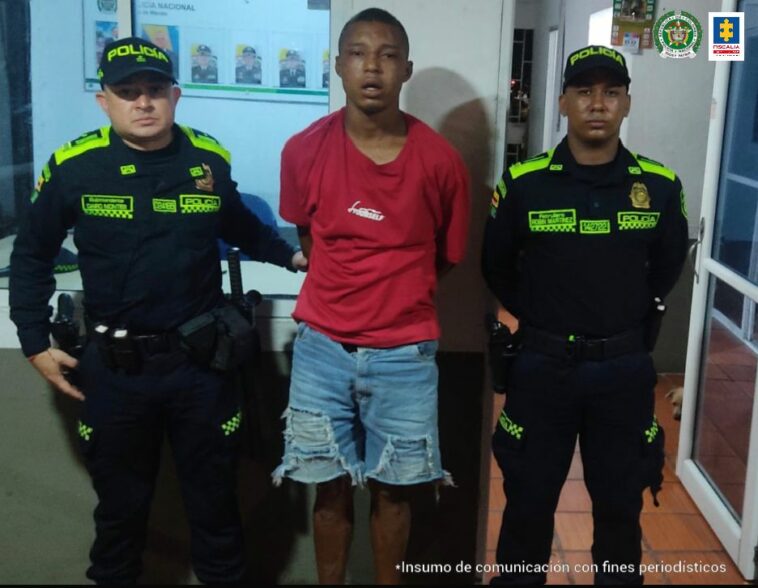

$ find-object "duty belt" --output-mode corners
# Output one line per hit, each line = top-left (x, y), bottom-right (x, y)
(87, 324), (182, 356)
(522, 325), (646, 361)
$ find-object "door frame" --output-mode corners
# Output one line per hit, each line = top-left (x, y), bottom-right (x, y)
(676, 0), (758, 579)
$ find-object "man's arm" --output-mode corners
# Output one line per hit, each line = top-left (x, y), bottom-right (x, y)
(435, 150), (471, 276)
(648, 178), (689, 299)
(10, 157), (84, 400)
(481, 171), (522, 325)
(220, 179), (303, 271)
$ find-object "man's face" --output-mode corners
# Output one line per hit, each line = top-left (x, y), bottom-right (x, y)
(335, 20), (412, 115)
(153, 31), (168, 49)
(243, 52), (255, 66)
(96, 73), (181, 151)
(198, 53), (210, 67)
(559, 70), (630, 147)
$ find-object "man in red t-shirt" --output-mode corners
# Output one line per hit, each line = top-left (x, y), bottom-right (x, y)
(272, 7), (470, 584)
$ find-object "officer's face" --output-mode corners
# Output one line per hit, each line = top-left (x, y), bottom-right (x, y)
(96, 73), (181, 151)
(198, 53), (210, 67)
(335, 20), (412, 115)
(559, 72), (631, 146)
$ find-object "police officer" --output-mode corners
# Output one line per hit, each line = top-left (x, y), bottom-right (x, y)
(279, 50), (306, 88)
(236, 46), (262, 85)
(9, 37), (305, 584)
(482, 45), (688, 585)
(191, 44), (218, 84)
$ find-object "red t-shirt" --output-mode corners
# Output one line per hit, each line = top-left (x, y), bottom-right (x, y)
(280, 108), (470, 347)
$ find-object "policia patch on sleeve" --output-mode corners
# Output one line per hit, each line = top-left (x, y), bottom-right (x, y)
(490, 178), (507, 218)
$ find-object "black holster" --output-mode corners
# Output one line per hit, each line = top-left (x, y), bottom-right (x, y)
(178, 305), (256, 372)
(486, 313), (522, 393)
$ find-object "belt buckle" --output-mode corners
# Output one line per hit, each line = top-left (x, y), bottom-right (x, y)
(566, 335), (586, 360)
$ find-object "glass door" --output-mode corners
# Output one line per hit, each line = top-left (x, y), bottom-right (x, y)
(678, 0), (758, 579)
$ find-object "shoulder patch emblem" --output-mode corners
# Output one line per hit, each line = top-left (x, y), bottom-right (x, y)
(195, 163), (214, 192)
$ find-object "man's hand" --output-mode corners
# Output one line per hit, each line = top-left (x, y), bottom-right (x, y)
(292, 250), (309, 272)
(28, 348), (84, 401)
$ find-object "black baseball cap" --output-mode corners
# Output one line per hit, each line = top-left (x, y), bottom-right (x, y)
(98, 37), (175, 86)
(562, 45), (630, 91)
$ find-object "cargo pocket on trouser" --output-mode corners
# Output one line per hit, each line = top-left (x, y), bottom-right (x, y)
(641, 416), (665, 507)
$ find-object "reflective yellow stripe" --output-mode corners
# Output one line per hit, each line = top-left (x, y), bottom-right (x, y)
(180, 125), (231, 164)
(54, 127), (111, 165)
(509, 149), (555, 180)
(632, 153), (675, 182)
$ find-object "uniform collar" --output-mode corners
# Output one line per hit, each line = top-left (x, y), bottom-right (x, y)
(550, 136), (640, 185)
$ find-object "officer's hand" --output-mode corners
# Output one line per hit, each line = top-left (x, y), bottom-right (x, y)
(28, 348), (84, 401)
(292, 250), (308, 272)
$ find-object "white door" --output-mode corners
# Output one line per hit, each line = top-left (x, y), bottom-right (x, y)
(677, 0), (758, 579)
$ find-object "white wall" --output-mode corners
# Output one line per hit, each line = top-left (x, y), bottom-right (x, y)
(330, 0), (515, 353)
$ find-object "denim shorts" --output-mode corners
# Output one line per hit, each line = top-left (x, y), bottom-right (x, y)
(272, 322), (451, 487)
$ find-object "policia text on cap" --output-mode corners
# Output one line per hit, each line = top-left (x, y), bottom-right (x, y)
(482, 45), (688, 585)
(9, 37), (306, 584)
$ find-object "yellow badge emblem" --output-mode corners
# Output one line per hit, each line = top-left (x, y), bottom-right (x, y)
(629, 182), (651, 209)
(195, 163), (214, 192)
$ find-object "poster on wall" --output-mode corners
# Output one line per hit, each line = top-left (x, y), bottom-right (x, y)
(82, 0), (328, 103)
(611, 0), (656, 50)
(84, 0), (120, 89)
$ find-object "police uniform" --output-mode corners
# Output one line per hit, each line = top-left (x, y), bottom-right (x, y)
(482, 75), (689, 582)
(279, 66), (305, 88)
(236, 65), (262, 85)
(9, 37), (295, 585)
(192, 64), (218, 84)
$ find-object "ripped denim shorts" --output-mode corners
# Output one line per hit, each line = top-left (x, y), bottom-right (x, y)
(272, 322), (451, 487)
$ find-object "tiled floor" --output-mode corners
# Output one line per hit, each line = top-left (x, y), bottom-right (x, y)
(483, 373), (749, 585)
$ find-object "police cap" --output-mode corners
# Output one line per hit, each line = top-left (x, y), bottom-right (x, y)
(98, 36), (176, 86)
(562, 45), (630, 91)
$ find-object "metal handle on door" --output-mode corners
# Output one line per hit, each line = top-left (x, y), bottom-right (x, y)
(688, 217), (705, 283)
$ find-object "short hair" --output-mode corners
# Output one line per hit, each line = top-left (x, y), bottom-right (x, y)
(338, 7), (409, 56)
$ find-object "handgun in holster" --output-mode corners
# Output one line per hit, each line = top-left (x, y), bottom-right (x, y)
(643, 297), (667, 351)
(50, 293), (84, 357)
(49, 293), (85, 385)
(485, 313), (522, 393)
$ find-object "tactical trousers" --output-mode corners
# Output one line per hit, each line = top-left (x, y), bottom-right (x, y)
(76, 343), (245, 585)
(491, 350), (663, 585)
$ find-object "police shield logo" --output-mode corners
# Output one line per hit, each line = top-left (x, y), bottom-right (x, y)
(653, 10), (702, 59)
(195, 163), (214, 192)
(629, 182), (651, 209)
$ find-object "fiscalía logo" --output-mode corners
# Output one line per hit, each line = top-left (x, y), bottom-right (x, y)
(708, 12), (745, 61)
(194, 163), (214, 192)
(348, 200), (384, 222)
(629, 182), (651, 209)
(654, 10), (703, 59)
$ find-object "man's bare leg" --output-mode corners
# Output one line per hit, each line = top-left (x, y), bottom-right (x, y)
(314, 476), (354, 584)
